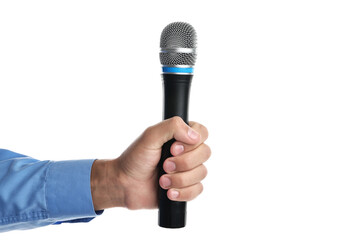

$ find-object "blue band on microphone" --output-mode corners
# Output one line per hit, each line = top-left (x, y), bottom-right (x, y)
(162, 67), (193, 74)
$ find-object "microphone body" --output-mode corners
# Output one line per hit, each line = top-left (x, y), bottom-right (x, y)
(157, 22), (197, 228)
(158, 74), (192, 228)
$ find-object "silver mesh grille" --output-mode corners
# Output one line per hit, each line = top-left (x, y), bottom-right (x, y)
(160, 22), (197, 66)
(159, 52), (196, 66)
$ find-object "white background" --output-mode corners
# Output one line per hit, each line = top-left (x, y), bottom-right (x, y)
(1, 0), (360, 239)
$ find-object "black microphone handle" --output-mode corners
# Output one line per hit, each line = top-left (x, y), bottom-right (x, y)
(158, 73), (193, 228)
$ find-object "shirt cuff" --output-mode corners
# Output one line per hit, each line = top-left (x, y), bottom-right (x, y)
(45, 159), (98, 222)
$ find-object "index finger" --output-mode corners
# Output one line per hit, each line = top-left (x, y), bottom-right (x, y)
(170, 121), (209, 156)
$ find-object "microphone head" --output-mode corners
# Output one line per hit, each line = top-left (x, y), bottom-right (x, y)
(160, 22), (197, 70)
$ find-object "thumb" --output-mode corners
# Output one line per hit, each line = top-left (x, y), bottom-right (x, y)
(141, 117), (200, 150)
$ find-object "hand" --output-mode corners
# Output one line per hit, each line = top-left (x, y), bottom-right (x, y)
(90, 117), (211, 210)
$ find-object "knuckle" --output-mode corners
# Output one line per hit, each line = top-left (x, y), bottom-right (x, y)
(188, 121), (196, 127)
(201, 165), (208, 179)
(143, 126), (153, 138)
(189, 184), (203, 200)
(170, 116), (183, 128)
(203, 144), (212, 159)
(181, 155), (192, 170)
(176, 174), (187, 187)
(181, 188), (193, 201)
(200, 124), (209, 140)
(189, 121), (199, 129)
(187, 191), (196, 201)
(198, 183), (204, 195)
(191, 122), (208, 141)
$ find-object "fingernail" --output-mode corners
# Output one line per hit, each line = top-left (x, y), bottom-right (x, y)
(164, 161), (176, 172)
(169, 190), (179, 199)
(188, 128), (199, 140)
(161, 176), (171, 188)
(174, 144), (184, 155)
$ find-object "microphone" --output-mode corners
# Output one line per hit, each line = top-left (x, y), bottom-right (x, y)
(158, 22), (197, 228)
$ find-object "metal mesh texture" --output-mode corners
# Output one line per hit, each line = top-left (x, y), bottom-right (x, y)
(160, 22), (197, 66)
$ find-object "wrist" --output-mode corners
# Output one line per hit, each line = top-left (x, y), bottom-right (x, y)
(90, 159), (126, 211)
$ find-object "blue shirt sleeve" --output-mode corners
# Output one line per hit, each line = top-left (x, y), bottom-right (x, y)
(0, 149), (103, 232)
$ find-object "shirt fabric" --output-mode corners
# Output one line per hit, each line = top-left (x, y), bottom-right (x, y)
(0, 149), (102, 232)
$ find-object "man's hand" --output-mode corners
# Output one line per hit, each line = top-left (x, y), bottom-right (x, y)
(90, 117), (211, 211)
